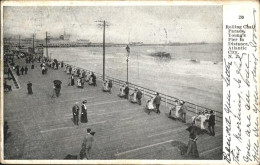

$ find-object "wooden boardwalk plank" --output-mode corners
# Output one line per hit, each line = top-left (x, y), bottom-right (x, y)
(4, 58), (222, 160)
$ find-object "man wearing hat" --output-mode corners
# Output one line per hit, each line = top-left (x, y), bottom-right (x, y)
(208, 110), (215, 136)
(80, 128), (94, 159)
(136, 88), (143, 105)
(153, 92), (161, 114)
(124, 83), (129, 99)
(72, 102), (80, 125)
(81, 100), (88, 123)
(180, 101), (187, 123)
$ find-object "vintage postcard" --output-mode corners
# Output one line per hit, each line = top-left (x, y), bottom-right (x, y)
(0, 0), (259, 164)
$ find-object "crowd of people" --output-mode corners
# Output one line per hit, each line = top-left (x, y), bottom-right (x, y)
(191, 109), (216, 136)
(5, 53), (218, 160)
(64, 64), (98, 89)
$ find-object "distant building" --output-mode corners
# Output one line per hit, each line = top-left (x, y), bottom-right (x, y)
(129, 42), (143, 46)
(47, 31), (90, 47)
(59, 30), (71, 40)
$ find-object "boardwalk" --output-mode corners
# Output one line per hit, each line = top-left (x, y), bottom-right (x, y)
(4, 58), (222, 160)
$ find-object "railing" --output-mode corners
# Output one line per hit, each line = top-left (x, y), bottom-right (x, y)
(62, 62), (223, 125)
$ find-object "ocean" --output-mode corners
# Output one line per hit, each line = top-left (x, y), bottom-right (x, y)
(45, 43), (223, 112)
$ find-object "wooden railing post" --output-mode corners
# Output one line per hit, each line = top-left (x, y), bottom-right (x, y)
(215, 111), (217, 125)
(165, 96), (167, 107)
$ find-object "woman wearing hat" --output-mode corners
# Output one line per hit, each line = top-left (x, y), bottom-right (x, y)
(70, 74), (75, 86)
(81, 100), (88, 123)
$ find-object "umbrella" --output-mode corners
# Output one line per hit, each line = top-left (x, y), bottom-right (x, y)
(53, 80), (62, 85)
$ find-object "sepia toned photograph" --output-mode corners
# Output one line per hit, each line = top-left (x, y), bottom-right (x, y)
(2, 4), (223, 161)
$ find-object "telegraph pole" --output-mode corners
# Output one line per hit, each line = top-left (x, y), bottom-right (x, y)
(18, 35), (20, 53)
(103, 20), (106, 81)
(46, 32), (48, 58)
(32, 34), (35, 53)
(96, 20), (109, 81)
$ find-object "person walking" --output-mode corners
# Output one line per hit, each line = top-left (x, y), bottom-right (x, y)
(208, 110), (215, 136)
(80, 128), (94, 159)
(153, 92), (161, 114)
(92, 73), (97, 86)
(136, 88), (143, 105)
(77, 69), (81, 77)
(20, 67), (24, 75)
(69, 67), (72, 74)
(80, 77), (85, 89)
(124, 83), (129, 99)
(4, 121), (9, 141)
(31, 63), (34, 69)
(41, 66), (45, 75)
(55, 83), (61, 97)
(72, 102), (80, 125)
(70, 74), (75, 86)
(81, 100), (88, 123)
(7, 67), (11, 79)
(27, 81), (33, 94)
(180, 101), (187, 123)
(82, 70), (86, 78)
(108, 80), (113, 94)
(24, 66), (28, 74)
(185, 133), (199, 159)
(15, 65), (20, 76)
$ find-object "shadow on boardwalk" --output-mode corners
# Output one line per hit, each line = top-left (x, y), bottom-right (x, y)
(4, 58), (223, 160)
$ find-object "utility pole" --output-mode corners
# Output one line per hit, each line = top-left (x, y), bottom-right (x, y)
(126, 45), (130, 83)
(96, 20), (109, 81)
(18, 35), (20, 53)
(103, 20), (106, 81)
(46, 32), (48, 58)
(32, 34), (35, 53)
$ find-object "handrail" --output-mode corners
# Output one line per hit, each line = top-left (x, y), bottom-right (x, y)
(61, 62), (222, 124)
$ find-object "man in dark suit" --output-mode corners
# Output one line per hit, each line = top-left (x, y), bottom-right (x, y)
(124, 84), (129, 99)
(180, 101), (187, 123)
(154, 92), (161, 114)
(24, 66), (28, 74)
(72, 102), (80, 125)
(80, 128), (94, 159)
(208, 110), (215, 136)
(136, 88), (143, 105)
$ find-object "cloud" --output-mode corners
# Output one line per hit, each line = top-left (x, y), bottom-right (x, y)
(3, 6), (222, 43)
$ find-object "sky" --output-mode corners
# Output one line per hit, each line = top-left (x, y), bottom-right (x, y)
(4, 6), (222, 43)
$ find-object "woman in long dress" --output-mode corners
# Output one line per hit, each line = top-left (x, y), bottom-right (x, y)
(192, 111), (202, 125)
(71, 75), (75, 86)
(92, 73), (97, 86)
(103, 81), (109, 92)
(186, 133), (199, 159)
(81, 77), (85, 88)
(130, 89), (138, 103)
(85, 73), (90, 82)
(77, 78), (82, 88)
(108, 80), (113, 93)
(147, 98), (155, 110)
(88, 76), (93, 85)
(200, 111), (209, 130)
(55, 83), (61, 97)
(81, 101), (88, 123)
(175, 101), (182, 119)
(146, 96), (155, 114)
(27, 81), (33, 94)
(118, 85), (125, 97)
